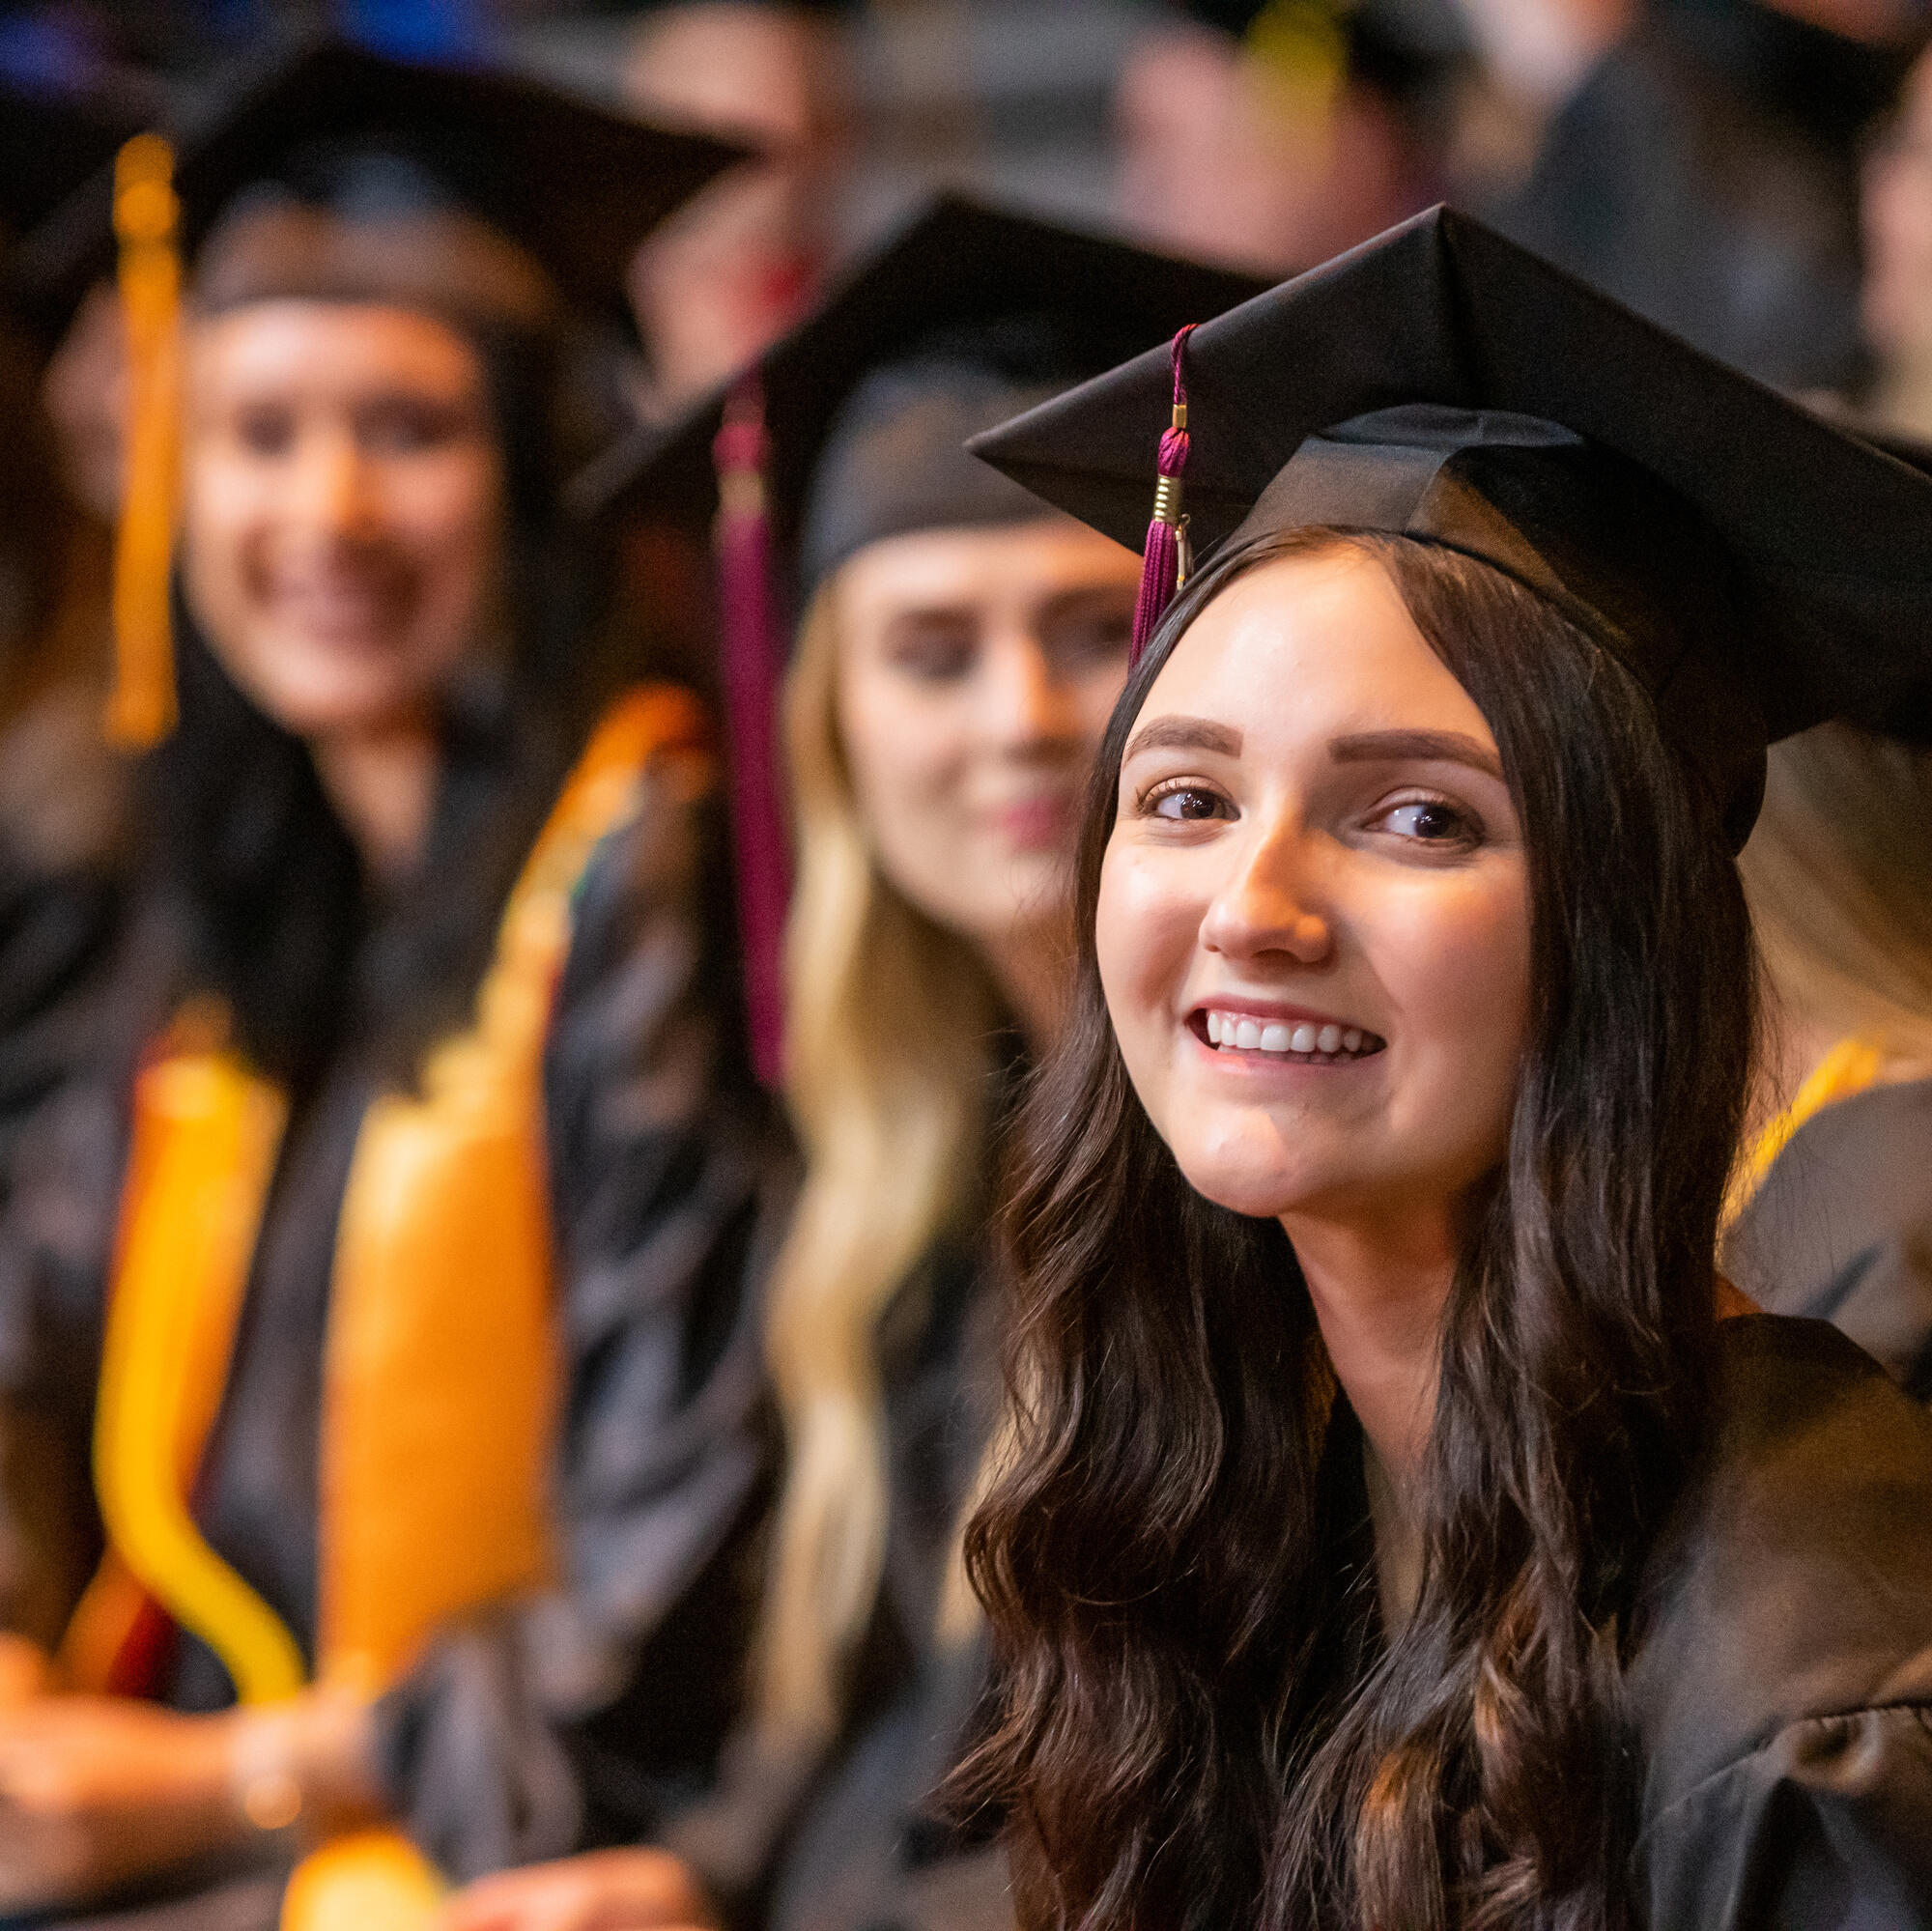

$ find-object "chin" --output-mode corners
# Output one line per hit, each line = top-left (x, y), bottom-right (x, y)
(1163, 1125), (1314, 1222)
(259, 681), (421, 742)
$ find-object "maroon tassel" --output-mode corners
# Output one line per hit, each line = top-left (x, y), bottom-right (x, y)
(1129, 324), (1198, 667)
(713, 377), (791, 1088)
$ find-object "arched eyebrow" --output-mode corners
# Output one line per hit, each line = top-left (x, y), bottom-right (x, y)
(1123, 716), (1243, 760)
(1329, 729), (1504, 781)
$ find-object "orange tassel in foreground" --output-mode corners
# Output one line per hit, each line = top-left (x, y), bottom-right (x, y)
(109, 133), (183, 748)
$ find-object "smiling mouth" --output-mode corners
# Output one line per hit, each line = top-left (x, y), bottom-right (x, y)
(1192, 1008), (1386, 1064)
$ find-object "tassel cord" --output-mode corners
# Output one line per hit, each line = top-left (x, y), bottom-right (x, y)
(713, 384), (791, 1088)
(1129, 325), (1198, 666)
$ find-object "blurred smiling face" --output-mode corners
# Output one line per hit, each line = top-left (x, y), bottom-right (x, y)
(182, 299), (504, 740)
(836, 516), (1138, 953)
(1096, 545), (1533, 1227)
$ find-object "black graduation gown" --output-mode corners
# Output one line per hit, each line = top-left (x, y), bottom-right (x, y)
(1625, 1315), (1932, 1925)
(673, 1237), (1012, 1931)
(0, 750), (784, 1924)
(1720, 1078), (1932, 1401)
(0, 677), (126, 1200)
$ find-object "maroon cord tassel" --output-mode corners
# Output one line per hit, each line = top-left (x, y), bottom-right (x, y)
(713, 377), (791, 1088)
(1129, 324), (1198, 667)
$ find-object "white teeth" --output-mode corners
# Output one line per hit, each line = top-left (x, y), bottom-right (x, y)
(1203, 1009), (1377, 1059)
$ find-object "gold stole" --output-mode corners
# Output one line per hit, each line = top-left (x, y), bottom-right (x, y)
(1721, 1035), (1884, 1231)
(59, 685), (710, 1928)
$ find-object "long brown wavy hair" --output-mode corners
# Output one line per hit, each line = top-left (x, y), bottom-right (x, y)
(958, 527), (1757, 1931)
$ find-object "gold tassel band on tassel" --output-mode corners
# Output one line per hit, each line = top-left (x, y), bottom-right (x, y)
(109, 133), (183, 749)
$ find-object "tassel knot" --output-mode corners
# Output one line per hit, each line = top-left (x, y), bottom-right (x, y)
(1130, 325), (1198, 666)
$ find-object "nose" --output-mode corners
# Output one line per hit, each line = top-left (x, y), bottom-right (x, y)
(1200, 814), (1333, 967)
(288, 424), (374, 540)
(982, 632), (1077, 753)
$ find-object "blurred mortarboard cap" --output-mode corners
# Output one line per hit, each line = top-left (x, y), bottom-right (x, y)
(12, 35), (750, 329)
(0, 65), (156, 341)
(0, 71), (146, 245)
(573, 193), (1270, 571)
(969, 204), (1932, 845)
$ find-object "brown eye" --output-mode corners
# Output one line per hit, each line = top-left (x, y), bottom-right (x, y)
(1145, 781), (1229, 822)
(1375, 798), (1478, 845)
(357, 397), (476, 455)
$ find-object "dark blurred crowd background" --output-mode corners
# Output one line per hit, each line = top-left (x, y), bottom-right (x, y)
(7, 0), (1932, 421)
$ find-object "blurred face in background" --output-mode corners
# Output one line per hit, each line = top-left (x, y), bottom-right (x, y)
(181, 299), (504, 744)
(42, 282), (129, 525)
(1864, 48), (1932, 377)
(835, 516), (1138, 975)
(1115, 19), (1431, 275)
(624, 1), (847, 409)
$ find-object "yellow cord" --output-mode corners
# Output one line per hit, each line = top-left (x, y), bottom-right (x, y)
(94, 1052), (304, 1702)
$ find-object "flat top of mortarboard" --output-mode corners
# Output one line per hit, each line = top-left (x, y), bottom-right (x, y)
(569, 190), (1272, 536)
(968, 203), (1932, 745)
(0, 71), (151, 243)
(0, 63), (167, 342)
(11, 34), (750, 329)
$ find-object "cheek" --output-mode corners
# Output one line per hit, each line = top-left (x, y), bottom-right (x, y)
(389, 457), (500, 594)
(1095, 838), (1200, 1090)
(181, 446), (258, 583)
(180, 447), (272, 662)
(838, 675), (973, 879)
(1378, 871), (1532, 1143)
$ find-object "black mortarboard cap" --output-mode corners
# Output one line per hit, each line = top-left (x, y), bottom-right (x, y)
(0, 73), (146, 246)
(969, 204), (1932, 845)
(0, 70), (155, 342)
(573, 193), (1271, 572)
(577, 193), (1267, 1086)
(12, 37), (747, 327)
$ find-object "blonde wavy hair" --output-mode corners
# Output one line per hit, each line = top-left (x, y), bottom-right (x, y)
(756, 578), (1009, 1739)
(1740, 720), (1932, 1073)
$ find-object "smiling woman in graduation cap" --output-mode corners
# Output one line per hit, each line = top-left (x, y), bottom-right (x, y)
(943, 208), (1932, 1931)
(0, 40), (786, 1931)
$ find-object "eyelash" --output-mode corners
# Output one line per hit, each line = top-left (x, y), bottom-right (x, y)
(1368, 790), (1482, 847)
(1138, 776), (1230, 821)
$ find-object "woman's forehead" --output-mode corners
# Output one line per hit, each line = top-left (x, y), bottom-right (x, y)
(187, 299), (487, 395)
(1136, 550), (1494, 753)
(841, 516), (1139, 607)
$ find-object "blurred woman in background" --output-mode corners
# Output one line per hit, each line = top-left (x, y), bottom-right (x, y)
(0, 44), (781, 1929)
